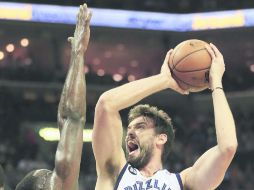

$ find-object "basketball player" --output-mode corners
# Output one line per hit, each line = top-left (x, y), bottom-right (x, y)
(15, 4), (91, 190)
(92, 44), (237, 189)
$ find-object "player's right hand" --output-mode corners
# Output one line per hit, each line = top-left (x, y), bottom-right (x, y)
(160, 50), (189, 95)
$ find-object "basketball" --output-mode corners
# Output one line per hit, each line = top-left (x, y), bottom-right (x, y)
(168, 39), (212, 92)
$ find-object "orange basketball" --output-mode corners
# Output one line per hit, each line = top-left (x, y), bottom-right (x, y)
(169, 39), (212, 92)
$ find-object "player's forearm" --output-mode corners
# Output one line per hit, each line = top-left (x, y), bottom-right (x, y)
(212, 85), (237, 154)
(99, 74), (169, 111)
(68, 52), (86, 120)
(58, 53), (76, 120)
(59, 52), (86, 122)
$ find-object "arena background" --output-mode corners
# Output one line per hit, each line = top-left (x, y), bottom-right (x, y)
(0, 0), (254, 189)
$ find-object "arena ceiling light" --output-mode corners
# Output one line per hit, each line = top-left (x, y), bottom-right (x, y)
(0, 2), (254, 31)
(39, 127), (93, 142)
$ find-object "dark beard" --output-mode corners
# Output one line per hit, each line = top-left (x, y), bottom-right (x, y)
(127, 143), (153, 170)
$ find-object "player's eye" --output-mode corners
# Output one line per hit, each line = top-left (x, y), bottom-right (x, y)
(136, 124), (145, 129)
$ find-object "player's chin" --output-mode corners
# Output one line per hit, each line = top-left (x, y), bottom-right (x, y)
(127, 148), (140, 160)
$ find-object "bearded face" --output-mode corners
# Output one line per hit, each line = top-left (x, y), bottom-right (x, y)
(125, 116), (156, 169)
(126, 136), (154, 169)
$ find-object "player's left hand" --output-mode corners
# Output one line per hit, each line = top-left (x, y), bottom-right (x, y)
(68, 4), (92, 53)
(205, 43), (225, 90)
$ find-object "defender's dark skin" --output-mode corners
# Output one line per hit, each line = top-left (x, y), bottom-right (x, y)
(15, 4), (91, 190)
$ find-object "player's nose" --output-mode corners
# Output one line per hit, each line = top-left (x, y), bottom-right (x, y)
(127, 129), (135, 139)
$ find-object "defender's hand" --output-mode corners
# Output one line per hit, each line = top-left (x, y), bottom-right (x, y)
(160, 50), (189, 95)
(205, 43), (225, 90)
(68, 4), (92, 53)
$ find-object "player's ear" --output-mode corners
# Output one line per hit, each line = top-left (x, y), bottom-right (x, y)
(156, 134), (167, 145)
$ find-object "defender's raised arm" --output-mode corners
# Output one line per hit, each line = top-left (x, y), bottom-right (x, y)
(54, 4), (91, 190)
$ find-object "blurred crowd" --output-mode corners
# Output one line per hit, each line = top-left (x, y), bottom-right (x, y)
(0, 42), (253, 92)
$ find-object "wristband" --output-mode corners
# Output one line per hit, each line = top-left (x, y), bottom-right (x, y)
(211, 87), (223, 93)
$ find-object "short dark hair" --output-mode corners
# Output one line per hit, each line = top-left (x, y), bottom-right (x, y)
(128, 104), (175, 163)
(15, 169), (52, 190)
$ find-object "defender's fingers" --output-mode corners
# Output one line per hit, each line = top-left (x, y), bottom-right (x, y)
(80, 8), (85, 21)
(83, 3), (87, 9)
(87, 10), (92, 22)
(67, 37), (73, 42)
(77, 6), (82, 26)
(82, 4), (88, 19)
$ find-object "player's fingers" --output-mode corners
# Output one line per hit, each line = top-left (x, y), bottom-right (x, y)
(210, 43), (222, 57)
(205, 45), (215, 60)
(168, 49), (173, 55)
(168, 49), (174, 63)
(182, 89), (189, 95)
(164, 49), (172, 63)
(177, 87), (189, 95)
(172, 81), (189, 95)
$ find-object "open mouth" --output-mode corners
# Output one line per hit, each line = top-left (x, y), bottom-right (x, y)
(127, 141), (139, 155)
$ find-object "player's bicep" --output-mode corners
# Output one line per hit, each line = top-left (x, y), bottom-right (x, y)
(183, 146), (233, 190)
(92, 101), (126, 175)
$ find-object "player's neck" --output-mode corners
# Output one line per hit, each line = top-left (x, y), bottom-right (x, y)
(139, 158), (163, 177)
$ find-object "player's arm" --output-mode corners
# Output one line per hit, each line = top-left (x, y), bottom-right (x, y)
(51, 4), (91, 190)
(92, 51), (188, 186)
(181, 43), (238, 190)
